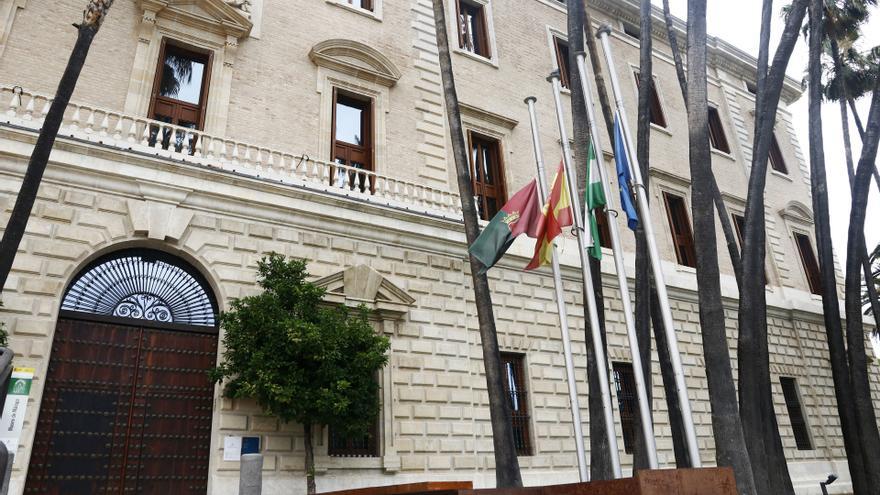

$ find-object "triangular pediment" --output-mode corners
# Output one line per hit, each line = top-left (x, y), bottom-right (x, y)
(309, 39), (402, 87)
(314, 265), (414, 319)
(141, 0), (252, 39)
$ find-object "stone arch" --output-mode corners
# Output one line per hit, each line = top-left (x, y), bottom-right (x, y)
(309, 39), (402, 87)
(780, 200), (814, 224)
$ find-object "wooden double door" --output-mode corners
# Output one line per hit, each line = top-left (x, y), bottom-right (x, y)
(25, 317), (218, 494)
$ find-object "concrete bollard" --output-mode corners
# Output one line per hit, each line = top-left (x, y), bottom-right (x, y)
(239, 453), (263, 495)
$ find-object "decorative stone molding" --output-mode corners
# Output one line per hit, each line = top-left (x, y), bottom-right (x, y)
(309, 39), (402, 88)
(315, 264), (415, 319)
(779, 200), (814, 225)
(459, 102), (518, 130)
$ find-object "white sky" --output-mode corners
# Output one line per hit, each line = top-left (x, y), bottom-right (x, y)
(654, 0), (880, 265)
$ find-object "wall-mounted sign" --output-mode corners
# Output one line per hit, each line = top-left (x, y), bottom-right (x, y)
(0, 367), (35, 454)
(224, 435), (261, 461)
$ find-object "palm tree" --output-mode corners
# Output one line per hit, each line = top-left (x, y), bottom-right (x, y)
(865, 244), (880, 315)
(806, 2), (871, 493)
(737, 1), (808, 493)
(684, 1), (757, 493)
(430, 0), (522, 487)
(0, 0), (116, 292)
(566, 0), (613, 479)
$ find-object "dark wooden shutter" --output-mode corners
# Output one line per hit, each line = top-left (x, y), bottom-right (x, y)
(554, 37), (570, 89)
(634, 72), (667, 128)
(780, 377), (813, 450)
(794, 232), (822, 295)
(769, 133), (789, 174)
(501, 353), (532, 456)
(663, 193), (697, 268)
(612, 362), (636, 454)
(468, 132), (506, 220)
(708, 107), (731, 153)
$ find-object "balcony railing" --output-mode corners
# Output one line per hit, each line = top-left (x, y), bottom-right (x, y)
(0, 85), (462, 220)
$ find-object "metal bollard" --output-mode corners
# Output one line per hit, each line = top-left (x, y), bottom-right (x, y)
(239, 453), (263, 495)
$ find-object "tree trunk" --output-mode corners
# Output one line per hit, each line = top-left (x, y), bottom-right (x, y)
(0, 1), (113, 291)
(685, 3), (755, 493)
(430, 0), (522, 486)
(304, 423), (317, 495)
(566, 0), (613, 479)
(814, 18), (871, 495)
(737, 1), (807, 493)
(844, 79), (880, 490)
(582, 1), (615, 142)
(631, 0), (654, 472)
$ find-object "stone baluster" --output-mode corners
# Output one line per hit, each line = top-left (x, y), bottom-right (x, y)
(266, 150), (275, 177)
(84, 108), (96, 134)
(140, 121), (151, 147)
(5, 90), (18, 117)
(98, 113), (110, 137)
(113, 116), (124, 141)
(193, 135), (203, 159)
(39, 99), (51, 122)
(153, 123), (166, 152)
(23, 97), (35, 121)
(69, 106), (81, 132)
(127, 120), (139, 143)
(231, 143), (240, 168)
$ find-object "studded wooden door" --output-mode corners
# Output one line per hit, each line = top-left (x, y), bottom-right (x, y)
(24, 318), (217, 494)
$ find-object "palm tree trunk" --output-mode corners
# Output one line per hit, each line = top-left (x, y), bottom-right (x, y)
(685, 3), (755, 493)
(630, 0), (655, 472)
(582, 2), (614, 141)
(816, 20), (871, 495)
(0, 0), (113, 291)
(430, 0), (522, 486)
(304, 422), (317, 494)
(844, 79), (880, 491)
(738, 1), (807, 493)
(566, 0), (613, 479)
(846, 96), (880, 210)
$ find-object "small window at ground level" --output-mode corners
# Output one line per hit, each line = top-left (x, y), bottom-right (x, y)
(663, 193), (697, 268)
(634, 72), (667, 128)
(779, 377), (813, 450)
(553, 37), (570, 89)
(501, 353), (532, 456)
(456, 0), (491, 58)
(468, 132), (506, 221)
(612, 362), (637, 454)
(769, 133), (788, 175)
(793, 232), (822, 295)
(708, 107), (731, 153)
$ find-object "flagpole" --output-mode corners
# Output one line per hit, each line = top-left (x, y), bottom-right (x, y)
(596, 24), (702, 467)
(574, 52), (659, 469)
(524, 96), (589, 482)
(547, 70), (623, 479)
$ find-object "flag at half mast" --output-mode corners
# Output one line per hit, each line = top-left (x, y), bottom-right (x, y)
(584, 140), (606, 259)
(526, 162), (573, 270)
(614, 115), (639, 231)
(469, 179), (543, 274)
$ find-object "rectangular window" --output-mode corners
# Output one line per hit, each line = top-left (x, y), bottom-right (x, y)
(456, 0), (491, 58)
(612, 362), (637, 454)
(622, 22), (641, 40)
(332, 89), (373, 192)
(769, 133), (789, 174)
(708, 107), (731, 153)
(328, 421), (380, 457)
(634, 72), (667, 128)
(780, 377), (813, 450)
(345, 0), (373, 11)
(553, 37), (570, 89)
(149, 40), (211, 151)
(468, 132), (506, 221)
(794, 232), (822, 295)
(594, 207), (611, 249)
(663, 193), (697, 268)
(501, 353), (532, 456)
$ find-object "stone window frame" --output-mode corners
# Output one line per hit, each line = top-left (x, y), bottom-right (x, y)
(309, 39), (400, 178)
(649, 170), (696, 274)
(447, 0), (500, 68)
(0, 0), (26, 60)
(778, 376), (816, 451)
(312, 265), (415, 473)
(545, 26), (571, 93)
(496, 335), (539, 458)
(629, 63), (670, 132)
(326, 0), (384, 21)
(779, 201), (824, 299)
(124, 0), (253, 136)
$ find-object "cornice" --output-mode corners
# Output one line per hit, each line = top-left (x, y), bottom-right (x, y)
(309, 39), (402, 88)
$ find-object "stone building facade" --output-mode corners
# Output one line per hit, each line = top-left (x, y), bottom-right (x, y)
(0, 0), (875, 494)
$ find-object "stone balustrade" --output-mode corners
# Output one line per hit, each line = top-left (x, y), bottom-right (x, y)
(0, 85), (463, 220)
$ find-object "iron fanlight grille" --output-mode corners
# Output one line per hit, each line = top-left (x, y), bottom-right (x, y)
(61, 249), (217, 327)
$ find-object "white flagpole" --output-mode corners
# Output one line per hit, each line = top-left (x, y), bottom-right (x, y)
(524, 96), (589, 482)
(547, 71), (623, 478)
(596, 24), (702, 467)
(574, 52), (659, 469)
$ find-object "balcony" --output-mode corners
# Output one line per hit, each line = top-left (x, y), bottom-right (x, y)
(0, 85), (462, 221)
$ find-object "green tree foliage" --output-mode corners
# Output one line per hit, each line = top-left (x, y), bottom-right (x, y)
(211, 253), (389, 493)
(866, 243), (880, 319)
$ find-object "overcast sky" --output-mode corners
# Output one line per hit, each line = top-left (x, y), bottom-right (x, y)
(654, 0), (880, 265)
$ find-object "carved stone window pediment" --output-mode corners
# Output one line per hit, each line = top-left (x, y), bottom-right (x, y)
(314, 264), (415, 320)
(139, 0), (253, 39)
(309, 39), (402, 88)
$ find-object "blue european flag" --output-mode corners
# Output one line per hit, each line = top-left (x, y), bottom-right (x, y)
(614, 116), (639, 231)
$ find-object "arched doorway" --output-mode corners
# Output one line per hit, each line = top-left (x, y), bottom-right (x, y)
(25, 249), (219, 494)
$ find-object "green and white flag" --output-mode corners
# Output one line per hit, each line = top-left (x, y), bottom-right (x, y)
(584, 140), (607, 260)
